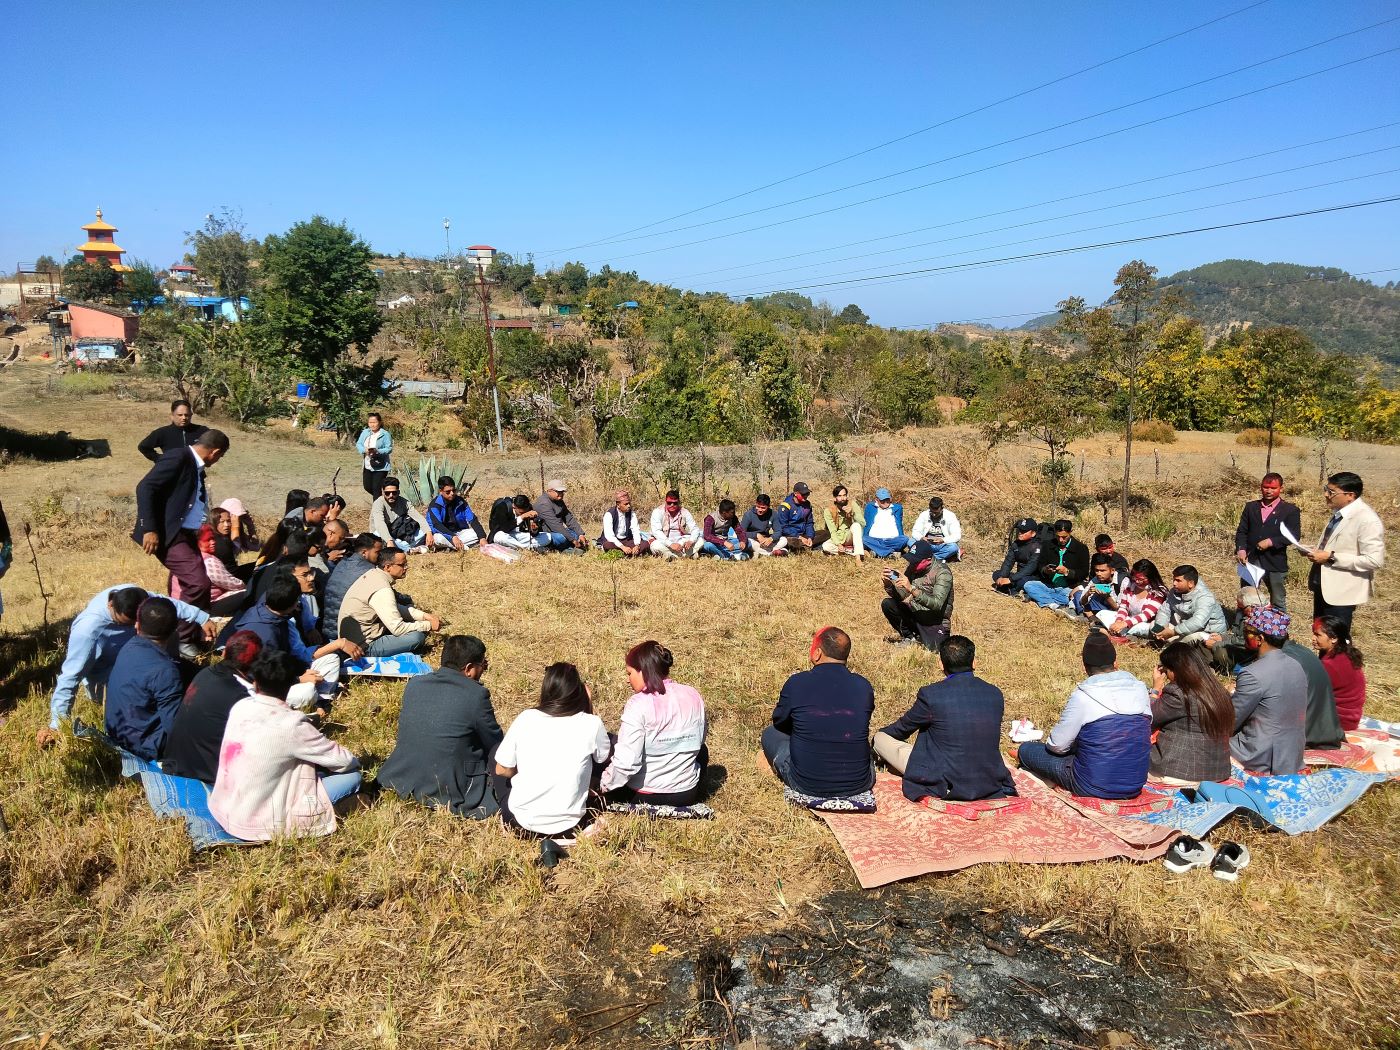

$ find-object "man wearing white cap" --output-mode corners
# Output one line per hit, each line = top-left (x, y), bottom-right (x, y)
(534, 480), (590, 554)
(862, 488), (908, 559)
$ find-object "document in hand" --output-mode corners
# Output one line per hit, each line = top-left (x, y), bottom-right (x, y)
(1236, 560), (1266, 587)
(1279, 522), (1314, 555)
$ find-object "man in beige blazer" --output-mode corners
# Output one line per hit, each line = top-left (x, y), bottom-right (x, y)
(1307, 471), (1386, 631)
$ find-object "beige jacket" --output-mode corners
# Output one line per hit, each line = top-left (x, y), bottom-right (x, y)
(1316, 498), (1386, 606)
(340, 567), (430, 643)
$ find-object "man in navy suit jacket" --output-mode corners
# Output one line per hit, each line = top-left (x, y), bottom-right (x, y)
(132, 429), (230, 613)
(873, 635), (1017, 803)
(1234, 472), (1302, 612)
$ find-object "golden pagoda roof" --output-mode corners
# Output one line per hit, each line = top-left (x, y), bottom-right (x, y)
(82, 207), (118, 233)
(76, 239), (127, 254)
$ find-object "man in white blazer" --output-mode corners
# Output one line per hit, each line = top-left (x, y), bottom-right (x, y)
(1307, 471), (1386, 631)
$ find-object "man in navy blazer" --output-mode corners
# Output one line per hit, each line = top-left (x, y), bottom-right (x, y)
(1234, 472), (1302, 612)
(872, 635), (1017, 803)
(132, 429), (230, 613)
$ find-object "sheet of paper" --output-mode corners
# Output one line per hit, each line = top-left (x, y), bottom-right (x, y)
(1279, 522), (1314, 554)
(1237, 560), (1266, 587)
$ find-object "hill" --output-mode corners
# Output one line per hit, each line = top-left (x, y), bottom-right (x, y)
(1024, 260), (1400, 365)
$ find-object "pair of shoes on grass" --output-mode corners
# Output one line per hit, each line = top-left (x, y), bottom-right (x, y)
(1163, 836), (1251, 881)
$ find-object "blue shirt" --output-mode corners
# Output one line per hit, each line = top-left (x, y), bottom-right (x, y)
(104, 635), (185, 761)
(771, 663), (875, 797)
(50, 585), (207, 730)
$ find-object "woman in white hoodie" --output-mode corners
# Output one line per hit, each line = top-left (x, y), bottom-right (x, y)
(209, 650), (361, 841)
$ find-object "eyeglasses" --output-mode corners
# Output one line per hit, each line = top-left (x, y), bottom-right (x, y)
(382, 489), (398, 496)
(1322, 487), (1341, 497)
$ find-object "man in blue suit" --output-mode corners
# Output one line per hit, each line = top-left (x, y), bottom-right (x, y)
(872, 635), (1017, 803)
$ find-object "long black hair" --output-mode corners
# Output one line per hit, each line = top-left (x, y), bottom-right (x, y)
(1158, 642), (1233, 741)
(1314, 615), (1364, 668)
(1130, 558), (1165, 592)
(537, 662), (593, 717)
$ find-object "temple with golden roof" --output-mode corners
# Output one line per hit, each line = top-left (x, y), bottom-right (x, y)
(75, 208), (131, 273)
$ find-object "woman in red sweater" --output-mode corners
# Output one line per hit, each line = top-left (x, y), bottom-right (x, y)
(1312, 615), (1367, 731)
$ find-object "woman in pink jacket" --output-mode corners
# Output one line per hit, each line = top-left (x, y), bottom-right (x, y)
(210, 651), (361, 841)
(600, 641), (709, 806)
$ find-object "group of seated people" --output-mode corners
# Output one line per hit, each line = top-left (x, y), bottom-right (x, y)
(760, 609), (1368, 813)
(359, 475), (965, 564)
(100, 624), (708, 860)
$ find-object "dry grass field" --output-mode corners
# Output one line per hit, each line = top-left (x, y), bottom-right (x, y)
(1, 360), (1398, 1049)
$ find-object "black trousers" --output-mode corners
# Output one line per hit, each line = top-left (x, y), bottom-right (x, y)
(363, 468), (386, 498)
(1311, 586), (1355, 632)
(881, 597), (949, 651)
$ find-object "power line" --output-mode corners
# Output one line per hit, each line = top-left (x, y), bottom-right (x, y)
(706, 146), (1400, 288)
(725, 195), (1400, 297)
(889, 266), (1400, 329)
(719, 165), (1400, 293)
(570, 18), (1400, 256)
(584, 44), (1400, 265)
(670, 122), (1400, 282)
(547, 0), (1278, 252)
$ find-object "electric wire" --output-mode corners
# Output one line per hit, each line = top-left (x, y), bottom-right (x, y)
(668, 123), (1400, 283)
(705, 146), (1400, 288)
(724, 195), (1400, 297)
(565, 18), (1400, 256)
(888, 266), (1400, 329)
(582, 44), (1400, 265)
(548, 0), (1278, 251)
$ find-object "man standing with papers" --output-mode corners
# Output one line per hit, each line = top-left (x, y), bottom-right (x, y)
(1305, 472), (1386, 632)
(1235, 472), (1301, 612)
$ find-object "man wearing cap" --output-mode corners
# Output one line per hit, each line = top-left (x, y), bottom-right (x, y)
(909, 496), (961, 562)
(862, 488), (908, 559)
(534, 480), (589, 553)
(879, 540), (954, 650)
(1016, 633), (1152, 799)
(742, 495), (788, 557)
(992, 519), (1045, 596)
(599, 491), (650, 556)
(776, 483), (817, 552)
(1230, 605), (1308, 775)
(1306, 471), (1386, 632)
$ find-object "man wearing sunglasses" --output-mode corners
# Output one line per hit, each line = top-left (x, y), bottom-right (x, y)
(649, 490), (702, 559)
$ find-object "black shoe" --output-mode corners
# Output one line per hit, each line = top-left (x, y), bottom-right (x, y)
(1210, 841), (1251, 881)
(538, 839), (566, 869)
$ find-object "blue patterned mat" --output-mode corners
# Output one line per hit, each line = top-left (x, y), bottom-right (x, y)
(1130, 767), (1391, 837)
(73, 719), (252, 850)
(344, 654), (433, 677)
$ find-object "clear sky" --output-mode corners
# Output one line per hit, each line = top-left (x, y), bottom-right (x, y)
(11, 0), (1400, 329)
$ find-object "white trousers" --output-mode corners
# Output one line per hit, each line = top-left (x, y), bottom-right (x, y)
(747, 536), (789, 556)
(821, 522), (864, 557)
(650, 536), (702, 559)
(287, 653), (342, 710)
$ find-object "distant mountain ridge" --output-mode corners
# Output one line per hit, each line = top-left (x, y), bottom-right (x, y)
(1021, 259), (1400, 365)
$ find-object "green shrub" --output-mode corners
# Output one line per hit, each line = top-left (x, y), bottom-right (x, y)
(1235, 428), (1292, 448)
(52, 373), (115, 397)
(1132, 419), (1177, 443)
(1141, 511), (1177, 542)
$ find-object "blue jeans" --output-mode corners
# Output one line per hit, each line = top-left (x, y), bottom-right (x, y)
(1073, 588), (1115, 616)
(700, 541), (746, 560)
(1017, 742), (1077, 792)
(864, 534), (909, 558)
(761, 725), (797, 788)
(535, 532), (570, 551)
(320, 770), (362, 803)
(929, 542), (960, 561)
(393, 530), (426, 552)
(367, 630), (427, 657)
(1022, 581), (1071, 608)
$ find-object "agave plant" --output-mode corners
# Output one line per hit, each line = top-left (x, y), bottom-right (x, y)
(406, 454), (470, 507)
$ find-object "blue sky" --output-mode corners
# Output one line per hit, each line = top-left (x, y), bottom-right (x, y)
(12, 0), (1400, 329)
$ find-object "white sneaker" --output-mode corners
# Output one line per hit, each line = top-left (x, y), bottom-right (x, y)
(1163, 835), (1216, 873)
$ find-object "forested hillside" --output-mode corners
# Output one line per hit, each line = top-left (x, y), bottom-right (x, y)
(1030, 260), (1400, 365)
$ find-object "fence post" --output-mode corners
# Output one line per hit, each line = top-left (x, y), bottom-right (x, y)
(699, 442), (707, 509)
(1154, 449), (1159, 479)
(538, 456), (545, 495)
(785, 451), (791, 495)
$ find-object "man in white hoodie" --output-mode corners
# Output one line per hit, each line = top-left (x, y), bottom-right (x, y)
(1016, 632), (1152, 799)
(909, 496), (962, 562)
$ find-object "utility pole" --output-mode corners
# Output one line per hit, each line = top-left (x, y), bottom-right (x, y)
(475, 263), (506, 454)
(443, 218), (451, 262)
